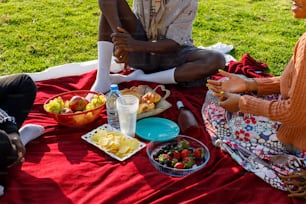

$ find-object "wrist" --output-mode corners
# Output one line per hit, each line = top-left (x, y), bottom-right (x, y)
(245, 78), (257, 92)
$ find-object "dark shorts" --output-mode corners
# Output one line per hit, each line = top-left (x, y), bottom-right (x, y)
(128, 19), (210, 87)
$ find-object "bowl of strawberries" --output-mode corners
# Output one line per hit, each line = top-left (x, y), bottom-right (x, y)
(146, 135), (210, 177)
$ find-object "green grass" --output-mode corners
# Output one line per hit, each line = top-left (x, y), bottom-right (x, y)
(0, 0), (305, 76)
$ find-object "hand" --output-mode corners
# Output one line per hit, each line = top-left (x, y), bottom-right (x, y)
(114, 49), (128, 64)
(111, 27), (138, 64)
(213, 91), (241, 113)
(7, 133), (25, 167)
(207, 70), (250, 93)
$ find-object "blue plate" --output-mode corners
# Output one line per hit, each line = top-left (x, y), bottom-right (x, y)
(136, 117), (180, 142)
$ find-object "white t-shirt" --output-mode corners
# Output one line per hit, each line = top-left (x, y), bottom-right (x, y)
(132, 0), (198, 46)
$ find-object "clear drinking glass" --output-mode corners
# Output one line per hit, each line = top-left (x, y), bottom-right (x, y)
(116, 95), (139, 137)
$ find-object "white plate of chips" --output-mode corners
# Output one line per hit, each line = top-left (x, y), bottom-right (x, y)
(81, 124), (146, 161)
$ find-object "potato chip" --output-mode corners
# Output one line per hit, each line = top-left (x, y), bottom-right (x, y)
(91, 129), (139, 158)
(118, 145), (130, 154)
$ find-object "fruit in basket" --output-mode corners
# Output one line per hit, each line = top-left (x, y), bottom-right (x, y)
(44, 94), (105, 114)
(60, 107), (73, 114)
(44, 90), (107, 127)
(85, 94), (106, 111)
(69, 96), (89, 111)
(44, 96), (65, 114)
(45, 93), (105, 115)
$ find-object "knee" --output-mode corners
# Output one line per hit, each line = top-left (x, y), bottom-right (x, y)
(195, 50), (226, 69)
(18, 74), (37, 97)
(22, 74), (36, 90)
(211, 51), (226, 69)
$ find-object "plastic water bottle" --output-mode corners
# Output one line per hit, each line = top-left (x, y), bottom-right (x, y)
(106, 84), (121, 129)
(177, 100), (200, 139)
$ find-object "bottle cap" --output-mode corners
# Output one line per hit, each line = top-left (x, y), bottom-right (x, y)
(110, 84), (119, 91)
(176, 100), (184, 109)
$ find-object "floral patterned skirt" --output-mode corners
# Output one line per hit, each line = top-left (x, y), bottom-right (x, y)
(202, 90), (305, 191)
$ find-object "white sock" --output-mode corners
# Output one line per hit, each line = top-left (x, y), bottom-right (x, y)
(110, 68), (177, 84)
(19, 124), (44, 146)
(90, 41), (114, 94)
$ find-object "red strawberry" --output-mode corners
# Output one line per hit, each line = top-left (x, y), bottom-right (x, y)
(181, 149), (191, 159)
(193, 147), (205, 159)
(174, 162), (184, 169)
(172, 150), (181, 160)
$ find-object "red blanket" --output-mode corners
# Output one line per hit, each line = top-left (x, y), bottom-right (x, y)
(212, 53), (273, 80)
(0, 69), (303, 204)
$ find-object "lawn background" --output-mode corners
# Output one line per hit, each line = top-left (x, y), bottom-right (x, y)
(0, 0), (305, 76)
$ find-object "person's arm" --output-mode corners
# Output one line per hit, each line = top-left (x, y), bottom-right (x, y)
(112, 29), (179, 53)
(252, 76), (280, 95)
(251, 58), (292, 96)
(239, 36), (306, 126)
(111, 27), (180, 64)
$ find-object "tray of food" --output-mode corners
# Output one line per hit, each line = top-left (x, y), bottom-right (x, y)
(81, 124), (146, 161)
(121, 85), (171, 120)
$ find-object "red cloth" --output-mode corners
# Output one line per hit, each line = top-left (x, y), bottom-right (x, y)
(212, 53), (273, 80)
(0, 69), (303, 204)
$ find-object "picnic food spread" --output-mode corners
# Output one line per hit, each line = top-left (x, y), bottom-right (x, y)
(44, 85), (206, 176)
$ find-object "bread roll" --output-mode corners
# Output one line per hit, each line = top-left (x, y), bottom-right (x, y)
(140, 91), (161, 104)
(122, 86), (162, 114)
(121, 90), (142, 99)
(137, 103), (155, 114)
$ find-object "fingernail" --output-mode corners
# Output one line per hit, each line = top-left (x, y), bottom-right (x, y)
(220, 91), (224, 94)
